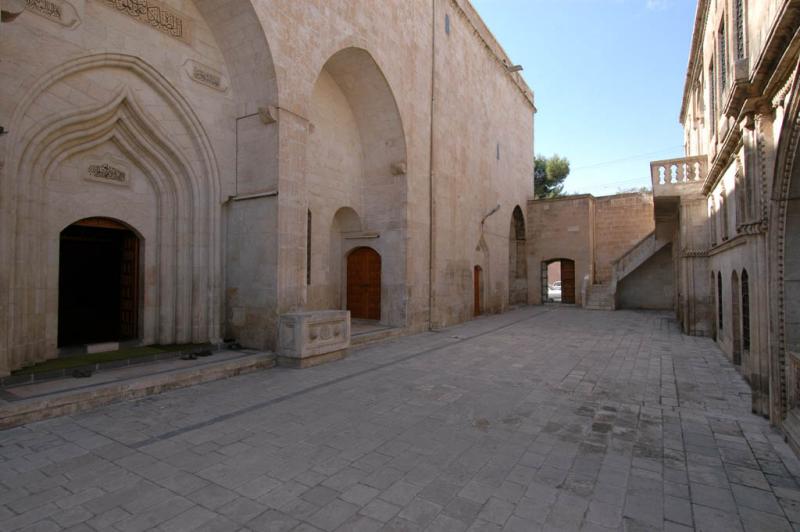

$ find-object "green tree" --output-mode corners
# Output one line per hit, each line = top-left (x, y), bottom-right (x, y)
(534, 154), (570, 199)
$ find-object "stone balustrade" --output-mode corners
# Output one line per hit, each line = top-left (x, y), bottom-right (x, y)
(650, 156), (707, 196)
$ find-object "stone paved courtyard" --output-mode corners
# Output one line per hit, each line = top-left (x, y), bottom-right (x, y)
(1, 307), (799, 531)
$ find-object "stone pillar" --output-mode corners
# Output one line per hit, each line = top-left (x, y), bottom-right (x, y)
(276, 109), (310, 318)
(224, 109), (280, 350)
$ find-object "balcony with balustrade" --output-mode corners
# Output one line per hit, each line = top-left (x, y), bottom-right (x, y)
(650, 156), (707, 199)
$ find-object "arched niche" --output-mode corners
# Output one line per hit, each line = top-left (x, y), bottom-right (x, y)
(508, 206), (528, 306)
(306, 47), (407, 328)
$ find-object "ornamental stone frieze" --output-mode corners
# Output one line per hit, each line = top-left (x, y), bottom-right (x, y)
(85, 154), (130, 186)
(97, 0), (191, 44)
(25, 0), (79, 27)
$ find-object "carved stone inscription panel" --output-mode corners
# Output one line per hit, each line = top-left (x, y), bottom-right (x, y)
(97, 0), (191, 44)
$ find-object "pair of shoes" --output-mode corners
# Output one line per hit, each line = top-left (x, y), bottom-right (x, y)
(180, 353), (197, 361)
(72, 368), (93, 378)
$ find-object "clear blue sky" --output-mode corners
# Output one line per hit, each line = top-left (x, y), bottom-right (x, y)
(471, 0), (697, 195)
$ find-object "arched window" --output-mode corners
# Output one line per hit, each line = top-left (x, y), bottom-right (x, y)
(718, 272), (724, 331)
(742, 269), (750, 351)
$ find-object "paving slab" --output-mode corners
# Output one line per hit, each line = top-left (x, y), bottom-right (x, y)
(0, 307), (799, 530)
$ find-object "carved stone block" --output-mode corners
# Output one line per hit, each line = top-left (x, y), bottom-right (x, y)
(278, 310), (350, 368)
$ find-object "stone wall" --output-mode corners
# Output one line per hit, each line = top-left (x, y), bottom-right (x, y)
(618, 246), (673, 310)
(527, 193), (656, 307)
(0, 0), (534, 372)
(593, 194), (655, 283)
(527, 196), (594, 306)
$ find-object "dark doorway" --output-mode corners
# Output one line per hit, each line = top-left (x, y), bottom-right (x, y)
(347, 247), (381, 320)
(542, 259), (575, 304)
(732, 271), (742, 365)
(474, 265), (482, 316)
(58, 218), (140, 347)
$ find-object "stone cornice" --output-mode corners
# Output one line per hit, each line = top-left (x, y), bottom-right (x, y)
(708, 233), (749, 256)
(455, 0), (535, 109)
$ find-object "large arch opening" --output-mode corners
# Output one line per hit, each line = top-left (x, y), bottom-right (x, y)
(305, 47), (407, 328)
(508, 206), (527, 306)
(542, 259), (575, 304)
(58, 218), (141, 348)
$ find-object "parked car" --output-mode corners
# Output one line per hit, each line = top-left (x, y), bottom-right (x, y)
(548, 281), (562, 302)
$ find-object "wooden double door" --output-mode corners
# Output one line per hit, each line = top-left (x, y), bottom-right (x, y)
(347, 247), (381, 320)
(58, 218), (139, 347)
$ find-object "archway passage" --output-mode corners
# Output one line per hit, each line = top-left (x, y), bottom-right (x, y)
(474, 266), (483, 317)
(542, 259), (575, 304)
(58, 219), (139, 347)
(347, 247), (381, 320)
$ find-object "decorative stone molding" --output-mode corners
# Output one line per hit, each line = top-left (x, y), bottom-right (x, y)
(736, 219), (767, 236)
(681, 249), (709, 258)
(184, 59), (227, 92)
(278, 310), (350, 368)
(97, 0), (191, 44)
(2, 54), (223, 372)
(25, 0), (79, 27)
(85, 154), (130, 185)
(773, 72), (796, 110)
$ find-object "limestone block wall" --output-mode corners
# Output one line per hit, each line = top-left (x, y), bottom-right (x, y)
(527, 192), (657, 307)
(0, 0), (536, 371)
(429, 0), (535, 327)
(618, 246), (673, 310)
(593, 194), (655, 283)
(527, 196), (594, 306)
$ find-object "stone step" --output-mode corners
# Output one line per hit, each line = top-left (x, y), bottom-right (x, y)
(351, 327), (406, 348)
(0, 351), (275, 429)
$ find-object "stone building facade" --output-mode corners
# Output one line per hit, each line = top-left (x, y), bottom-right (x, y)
(667, 0), (800, 448)
(526, 192), (664, 310)
(0, 0), (534, 374)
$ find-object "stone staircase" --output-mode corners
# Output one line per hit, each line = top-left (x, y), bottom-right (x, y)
(584, 283), (616, 310)
(584, 231), (671, 311)
(612, 231), (670, 284)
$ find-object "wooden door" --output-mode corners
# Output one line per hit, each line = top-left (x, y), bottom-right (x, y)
(474, 265), (482, 316)
(561, 260), (575, 304)
(347, 247), (381, 320)
(119, 233), (139, 339)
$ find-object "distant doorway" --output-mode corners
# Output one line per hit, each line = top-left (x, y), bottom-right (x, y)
(732, 271), (742, 365)
(542, 259), (575, 304)
(474, 265), (483, 316)
(347, 247), (381, 320)
(58, 218), (140, 347)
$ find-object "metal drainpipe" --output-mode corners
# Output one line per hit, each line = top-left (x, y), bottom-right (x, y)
(428, 0), (437, 330)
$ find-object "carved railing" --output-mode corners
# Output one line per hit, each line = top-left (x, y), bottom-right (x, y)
(650, 156), (707, 194)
